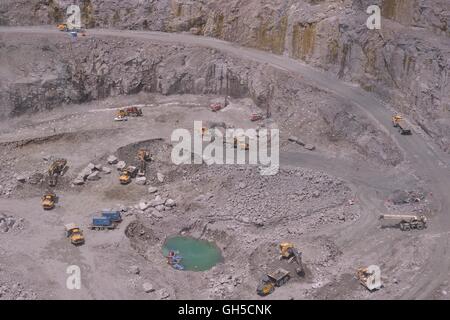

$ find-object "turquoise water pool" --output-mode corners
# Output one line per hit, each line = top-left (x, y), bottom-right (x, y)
(162, 236), (223, 271)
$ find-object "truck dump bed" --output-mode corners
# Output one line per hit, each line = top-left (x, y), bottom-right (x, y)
(268, 268), (290, 282)
(102, 210), (122, 222)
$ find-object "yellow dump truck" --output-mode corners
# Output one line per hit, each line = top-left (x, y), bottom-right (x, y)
(356, 266), (382, 291)
(119, 170), (131, 184)
(392, 115), (412, 135)
(256, 268), (290, 296)
(42, 193), (56, 210)
(64, 223), (85, 246)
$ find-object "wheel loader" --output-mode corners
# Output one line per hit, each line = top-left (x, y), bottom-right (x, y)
(256, 268), (290, 296)
(42, 192), (56, 210)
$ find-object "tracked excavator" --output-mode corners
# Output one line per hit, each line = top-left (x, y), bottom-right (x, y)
(137, 149), (150, 161)
(48, 159), (67, 187)
(137, 149), (150, 176)
(279, 242), (304, 275)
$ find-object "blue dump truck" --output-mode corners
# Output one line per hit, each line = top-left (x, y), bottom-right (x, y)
(101, 210), (122, 223)
(90, 211), (122, 230)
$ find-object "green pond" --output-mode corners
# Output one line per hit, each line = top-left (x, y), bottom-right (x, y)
(162, 236), (223, 271)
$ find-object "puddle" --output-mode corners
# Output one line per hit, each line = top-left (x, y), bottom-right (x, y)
(162, 236), (223, 271)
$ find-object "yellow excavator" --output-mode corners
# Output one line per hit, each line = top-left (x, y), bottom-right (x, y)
(42, 192), (56, 210)
(48, 158), (67, 187)
(279, 243), (302, 264)
(137, 149), (150, 161)
(279, 242), (304, 275)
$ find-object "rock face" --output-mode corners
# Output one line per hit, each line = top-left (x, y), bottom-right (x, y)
(136, 177), (147, 185)
(1, 0), (448, 151)
(0, 213), (24, 233)
(107, 155), (118, 164)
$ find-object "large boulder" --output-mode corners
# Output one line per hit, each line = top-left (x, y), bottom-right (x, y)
(116, 161), (126, 171)
(107, 155), (118, 164)
(136, 177), (147, 185)
(87, 171), (101, 181)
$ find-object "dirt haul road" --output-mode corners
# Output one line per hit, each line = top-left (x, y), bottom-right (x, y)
(1, 26), (450, 299)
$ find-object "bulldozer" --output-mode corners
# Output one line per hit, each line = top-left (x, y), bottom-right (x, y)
(279, 242), (304, 275)
(48, 159), (67, 187)
(392, 115), (412, 135)
(42, 192), (56, 210)
(64, 223), (85, 246)
(356, 266), (382, 291)
(379, 214), (427, 231)
(256, 268), (290, 296)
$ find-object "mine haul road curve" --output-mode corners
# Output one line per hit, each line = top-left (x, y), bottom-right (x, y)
(1, 26), (450, 299)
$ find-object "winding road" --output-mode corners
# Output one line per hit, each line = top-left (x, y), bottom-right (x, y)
(1, 26), (450, 299)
